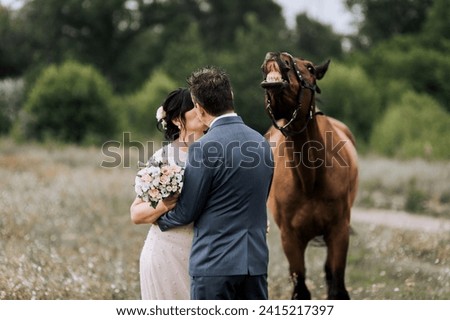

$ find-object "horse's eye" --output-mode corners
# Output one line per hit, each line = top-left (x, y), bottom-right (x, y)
(307, 65), (315, 74)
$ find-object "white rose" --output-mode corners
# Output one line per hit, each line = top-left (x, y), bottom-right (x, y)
(156, 106), (166, 121)
(149, 166), (161, 176)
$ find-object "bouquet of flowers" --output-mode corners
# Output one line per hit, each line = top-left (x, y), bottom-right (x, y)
(134, 157), (185, 208)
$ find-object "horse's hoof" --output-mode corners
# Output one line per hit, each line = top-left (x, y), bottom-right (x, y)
(292, 290), (311, 300)
(328, 290), (350, 300)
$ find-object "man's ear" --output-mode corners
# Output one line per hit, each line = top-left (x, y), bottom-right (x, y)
(195, 102), (206, 116)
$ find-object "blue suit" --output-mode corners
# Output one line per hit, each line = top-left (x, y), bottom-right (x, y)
(158, 116), (273, 299)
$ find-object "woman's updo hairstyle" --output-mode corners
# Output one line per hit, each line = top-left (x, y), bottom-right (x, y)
(156, 88), (194, 141)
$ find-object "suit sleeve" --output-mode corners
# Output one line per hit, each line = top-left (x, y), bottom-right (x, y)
(157, 141), (212, 231)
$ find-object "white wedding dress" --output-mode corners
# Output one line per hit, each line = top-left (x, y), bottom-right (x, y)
(139, 144), (193, 300)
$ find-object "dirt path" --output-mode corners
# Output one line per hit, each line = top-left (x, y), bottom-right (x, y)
(352, 207), (450, 233)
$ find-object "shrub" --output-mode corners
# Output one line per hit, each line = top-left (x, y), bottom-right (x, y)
(21, 61), (116, 144)
(115, 69), (177, 140)
(370, 91), (450, 159)
(0, 78), (24, 135)
(405, 178), (428, 213)
(319, 62), (382, 144)
(361, 36), (450, 111)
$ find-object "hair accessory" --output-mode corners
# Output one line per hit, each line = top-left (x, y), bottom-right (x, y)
(156, 106), (167, 130)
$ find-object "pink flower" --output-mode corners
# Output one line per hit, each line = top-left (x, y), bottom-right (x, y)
(134, 159), (185, 208)
(159, 174), (170, 184)
(141, 174), (152, 183)
(149, 188), (160, 199)
(161, 165), (173, 176)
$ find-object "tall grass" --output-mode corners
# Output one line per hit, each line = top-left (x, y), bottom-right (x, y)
(356, 155), (450, 217)
(0, 139), (146, 299)
(268, 222), (450, 299)
(1, 140), (449, 299)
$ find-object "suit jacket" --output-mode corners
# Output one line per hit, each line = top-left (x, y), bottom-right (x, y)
(158, 116), (274, 276)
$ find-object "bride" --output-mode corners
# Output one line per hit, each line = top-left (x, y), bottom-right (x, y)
(130, 88), (207, 299)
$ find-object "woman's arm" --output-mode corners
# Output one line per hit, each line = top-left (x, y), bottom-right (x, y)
(130, 195), (178, 224)
(157, 142), (212, 231)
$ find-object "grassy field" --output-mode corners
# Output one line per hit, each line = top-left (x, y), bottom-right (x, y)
(268, 218), (450, 299)
(355, 156), (450, 218)
(0, 139), (449, 299)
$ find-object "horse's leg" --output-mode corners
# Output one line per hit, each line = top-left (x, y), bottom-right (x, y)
(281, 229), (311, 299)
(324, 222), (350, 300)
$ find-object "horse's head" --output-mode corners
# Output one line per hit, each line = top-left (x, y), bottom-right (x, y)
(261, 52), (330, 135)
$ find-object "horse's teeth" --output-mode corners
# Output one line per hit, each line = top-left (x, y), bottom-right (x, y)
(267, 71), (282, 82)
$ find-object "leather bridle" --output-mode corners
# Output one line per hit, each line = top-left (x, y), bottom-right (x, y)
(264, 52), (322, 137)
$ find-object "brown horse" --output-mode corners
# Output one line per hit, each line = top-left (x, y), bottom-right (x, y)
(261, 52), (358, 299)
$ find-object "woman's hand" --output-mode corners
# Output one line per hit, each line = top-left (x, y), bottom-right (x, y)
(130, 193), (180, 225)
(157, 193), (179, 213)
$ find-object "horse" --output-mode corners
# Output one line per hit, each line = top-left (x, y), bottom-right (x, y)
(260, 52), (358, 299)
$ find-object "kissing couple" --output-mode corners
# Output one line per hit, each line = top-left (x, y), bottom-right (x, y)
(130, 66), (274, 300)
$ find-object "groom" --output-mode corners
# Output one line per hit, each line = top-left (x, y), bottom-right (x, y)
(157, 66), (274, 299)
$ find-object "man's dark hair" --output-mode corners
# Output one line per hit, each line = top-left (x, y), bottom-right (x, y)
(187, 66), (234, 116)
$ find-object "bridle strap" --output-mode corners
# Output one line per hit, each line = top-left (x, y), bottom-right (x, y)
(286, 52), (317, 92)
(265, 99), (314, 136)
(265, 53), (320, 137)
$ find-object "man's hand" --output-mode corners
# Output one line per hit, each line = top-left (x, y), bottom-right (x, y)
(154, 193), (180, 223)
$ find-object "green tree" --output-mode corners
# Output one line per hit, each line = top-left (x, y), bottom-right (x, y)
(293, 13), (343, 62)
(198, 0), (285, 51)
(21, 61), (116, 144)
(0, 5), (30, 78)
(345, 0), (434, 48)
(16, 0), (138, 88)
(319, 62), (381, 144)
(371, 91), (450, 159)
(116, 70), (177, 139)
(0, 78), (25, 135)
(421, 0), (450, 50)
(112, 28), (167, 93)
(360, 36), (450, 110)
(216, 13), (287, 133)
(0, 6), (14, 77)
(160, 23), (208, 84)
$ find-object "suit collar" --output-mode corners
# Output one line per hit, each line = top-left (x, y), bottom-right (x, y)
(208, 112), (238, 128)
(209, 115), (242, 131)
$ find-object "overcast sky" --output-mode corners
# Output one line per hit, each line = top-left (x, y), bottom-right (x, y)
(274, 0), (358, 34)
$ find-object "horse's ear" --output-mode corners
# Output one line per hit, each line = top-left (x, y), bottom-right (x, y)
(315, 59), (330, 80)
